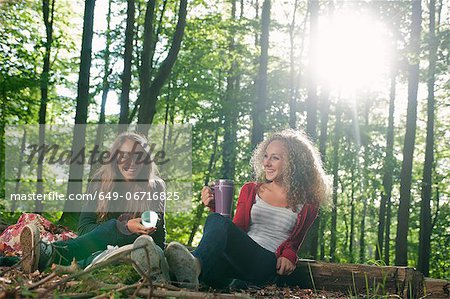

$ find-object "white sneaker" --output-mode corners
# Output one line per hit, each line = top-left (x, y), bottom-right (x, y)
(164, 241), (200, 289)
(20, 225), (59, 273)
(131, 235), (169, 283)
(84, 244), (133, 271)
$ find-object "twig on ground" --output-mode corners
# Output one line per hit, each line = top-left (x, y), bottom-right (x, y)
(36, 244), (154, 298)
(54, 292), (95, 298)
(152, 282), (181, 291)
(136, 288), (252, 298)
(0, 260), (22, 277)
(91, 282), (141, 299)
(29, 273), (57, 290)
(29, 259), (80, 290)
(37, 255), (129, 298)
(132, 281), (145, 298)
(52, 259), (81, 274)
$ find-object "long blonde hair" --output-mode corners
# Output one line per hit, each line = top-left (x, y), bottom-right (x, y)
(89, 132), (165, 221)
(251, 129), (331, 211)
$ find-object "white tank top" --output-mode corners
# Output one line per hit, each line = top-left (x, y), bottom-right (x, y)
(247, 194), (299, 252)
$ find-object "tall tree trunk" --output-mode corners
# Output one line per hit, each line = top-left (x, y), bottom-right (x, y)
(221, 0), (238, 180)
(162, 79), (172, 153)
(119, 0), (135, 128)
(319, 211), (327, 260)
(60, 0), (96, 227)
(12, 128), (27, 211)
(254, 0), (259, 47)
(359, 105), (370, 263)
(188, 126), (220, 246)
(299, 1), (321, 258)
(342, 179), (348, 256)
(137, 0), (187, 135)
(90, 0), (112, 178)
(317, 0), (334, 156)
(98, 0), (112, 127)
(149, 0), (168, 76)
(330, 105), (341, 262)
(418, 0), (437, 277)
(0, 91), (4, 198)
(298, 1), (327, 255)
(377, 45), (398, 263)
(384, 184), (393, 265)
(315, 89), (331, 260)
(305, 0), (318, 140)
(288, 0), (299, 129)
(251, 0), (270, 148)
(127, 0), (145, 124)
(349, 157), (355, 263)
(36, 0), (55, 213)
(136, 0), (155, 129)
(395, 0), (422, 266)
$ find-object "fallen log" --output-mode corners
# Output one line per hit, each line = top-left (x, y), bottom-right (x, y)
(424, 278), (450, 298)
(278, 259), (432, 299)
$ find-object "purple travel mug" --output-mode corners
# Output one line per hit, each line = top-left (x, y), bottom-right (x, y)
(213, 179), (234, 217)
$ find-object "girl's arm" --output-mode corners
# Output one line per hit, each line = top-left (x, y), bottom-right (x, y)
(232, 183), (255, 231)
(77, 205), (101, 235)
(275, 204), (319, 265)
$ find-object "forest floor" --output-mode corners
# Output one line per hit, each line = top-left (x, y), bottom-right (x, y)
(0, 264), (350, 299)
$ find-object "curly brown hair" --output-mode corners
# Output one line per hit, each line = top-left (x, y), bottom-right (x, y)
(251, 129), (331, 211)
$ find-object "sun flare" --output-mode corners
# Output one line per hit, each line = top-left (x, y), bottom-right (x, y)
(317, 10), (391, 95)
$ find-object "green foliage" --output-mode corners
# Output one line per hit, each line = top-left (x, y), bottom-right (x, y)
(0, 0), (79, 125)
(89, 264), (141, 285)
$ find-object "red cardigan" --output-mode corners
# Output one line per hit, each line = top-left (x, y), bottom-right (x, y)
(232, 182), (319, 265)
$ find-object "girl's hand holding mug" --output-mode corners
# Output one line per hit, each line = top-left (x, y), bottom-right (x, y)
(201, 184), (215, 211)
(127, 218), (157, 235)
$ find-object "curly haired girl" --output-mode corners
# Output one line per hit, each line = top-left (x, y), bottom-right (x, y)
(164, 129), (331, 289)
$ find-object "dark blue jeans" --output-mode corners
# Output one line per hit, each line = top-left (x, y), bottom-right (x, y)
(51, 219), (137, 266)
(193, 213), (277, 289)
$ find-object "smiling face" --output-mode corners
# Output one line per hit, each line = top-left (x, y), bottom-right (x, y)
(117, 139), (146, 181)
(263, 140), (288, 182)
